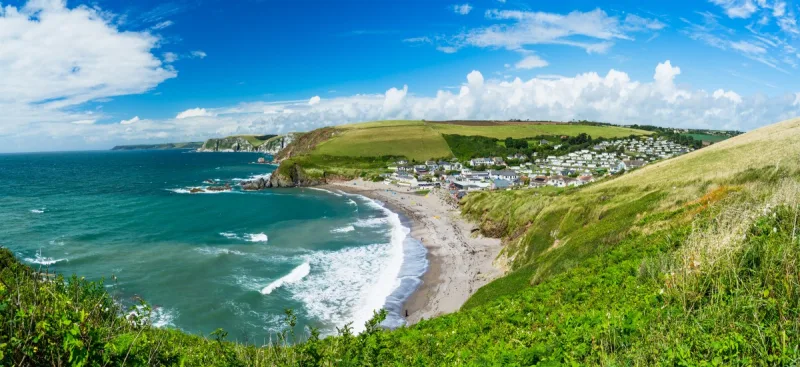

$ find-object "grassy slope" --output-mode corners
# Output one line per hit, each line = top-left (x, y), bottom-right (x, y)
(429, 122), (652, 139)
(6, 119), (800, 365)
(683, 133), (729, 143)
(312, 123), (453, 162)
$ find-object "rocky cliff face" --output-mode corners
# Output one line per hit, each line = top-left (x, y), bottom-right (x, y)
(240, 161), (325, 190)
(197, 134), (296, 153)
(197, 137), (259, 152)
(259, 134), (296, 154)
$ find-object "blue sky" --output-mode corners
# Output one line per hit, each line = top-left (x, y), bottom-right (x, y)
(1, 0), (799, 152)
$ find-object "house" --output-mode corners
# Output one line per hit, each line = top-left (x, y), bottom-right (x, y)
(413, 165), (429, 175)
(547, 176), (567, 187)
(622, 160), (646, 170)
(530, 176), (548, 187)
(491, 179), (513, 190)
(394, 173), (418, 187)
(506, 153), (528, 161)
(489, 170), (519, 181)
(396, 159), (409, 165)
(469, 158), (493, 167)
(578, 175), (595, 185)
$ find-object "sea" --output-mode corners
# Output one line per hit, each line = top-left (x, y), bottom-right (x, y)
(0, 150), (428, 341)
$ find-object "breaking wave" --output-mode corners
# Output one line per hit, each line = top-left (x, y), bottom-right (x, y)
(331, 225), (355, 234)
(261, 262), (311, 295)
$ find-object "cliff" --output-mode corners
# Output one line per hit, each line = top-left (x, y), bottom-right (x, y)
(197, 134), (296, 153)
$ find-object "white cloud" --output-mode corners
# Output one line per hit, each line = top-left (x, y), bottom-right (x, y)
(163, 52), (179, 63)
(416, 8), (664, 55)
(0, 1), (174, 107)
(453, 4), (473, 15)
(309, 96), (321, 106)
(14, 60), (798, 152)
(190, 50), (207, 59)
(713, 89), (743, 103)
(71, 119), (96, 125)
(710, 0), (759, 18)
(151, 20), (174, 30)
(176, 108), (214, 119)
(0, 0), (175, 143)
(515, 54), (549, 69)
(120, 116), (141, 125)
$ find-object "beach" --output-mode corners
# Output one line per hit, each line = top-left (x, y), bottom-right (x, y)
(326, 179), (503, 324)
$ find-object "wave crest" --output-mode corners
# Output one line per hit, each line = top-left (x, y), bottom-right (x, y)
(261, 262), (311, 295)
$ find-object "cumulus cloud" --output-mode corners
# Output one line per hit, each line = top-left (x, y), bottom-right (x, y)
(453, 4), (473, 15)
(309, 96), (321, 106)
(0, 0), (176, 146)
(190, 50), (207, 59)
(120, 116), (141, 125)
(15, 60), (798, 152)
(515, 54), (549, 69)
(176, 108), (214, 119)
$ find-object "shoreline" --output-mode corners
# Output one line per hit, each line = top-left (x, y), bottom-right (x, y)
(324, 179), (503, 325)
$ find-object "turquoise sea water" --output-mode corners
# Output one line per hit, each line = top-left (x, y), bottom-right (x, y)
(0, 150), (426, 341)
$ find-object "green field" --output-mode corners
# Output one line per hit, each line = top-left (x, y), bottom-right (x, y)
(312, 123), (453, 161)
(429, 122), (651, 139)
(683, 133), (729, 143)
(306, 120), (650, 162)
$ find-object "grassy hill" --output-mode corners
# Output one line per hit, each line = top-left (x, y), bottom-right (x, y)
(4, 118), (800, 365)
(429, 121), (651, 139)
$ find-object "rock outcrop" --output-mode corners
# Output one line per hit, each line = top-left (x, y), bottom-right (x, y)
(240, 162), (324, 190)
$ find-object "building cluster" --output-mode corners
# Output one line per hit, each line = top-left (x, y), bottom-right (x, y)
(383, 137), (693, 198)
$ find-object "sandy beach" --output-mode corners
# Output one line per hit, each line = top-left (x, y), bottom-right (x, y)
(325, 179), (503, 324)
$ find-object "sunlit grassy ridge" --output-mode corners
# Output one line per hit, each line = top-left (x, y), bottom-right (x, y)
(429, 122), (652, 139)
(3, 118), (800, 365)
(312, 123), (453, 161)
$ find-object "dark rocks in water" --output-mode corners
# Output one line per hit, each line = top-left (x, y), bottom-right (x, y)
(241, 178), (269, 191)
(257, 157), (266, 164)
(203, 179), (215, 184)
(189, 187), (205, 193)
(206, 184), (231, 192)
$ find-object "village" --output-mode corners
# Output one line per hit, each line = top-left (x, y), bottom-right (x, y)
(383, 136), (695, 198)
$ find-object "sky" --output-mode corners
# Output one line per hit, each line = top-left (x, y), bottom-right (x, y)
(1, 0), (800, 152)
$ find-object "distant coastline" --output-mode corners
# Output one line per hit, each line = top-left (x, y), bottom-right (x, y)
(110, 142), (203, 151)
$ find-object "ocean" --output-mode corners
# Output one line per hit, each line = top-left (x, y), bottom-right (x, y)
(0, 150), (427, 341)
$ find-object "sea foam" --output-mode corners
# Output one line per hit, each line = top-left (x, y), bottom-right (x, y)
(291, 192), (412, 334)
(331, 225), (355, 234)
(261, 262), (311, 295)
(24, 250), (67, 266)
(30, 209), (45, 214)
(245, 233), (269, 243)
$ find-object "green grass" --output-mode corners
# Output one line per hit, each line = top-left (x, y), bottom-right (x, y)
(683, 133), (729, 143)
(312, 124), (453, 161)
(415, 189), (431, 195)
(429, 122), (652, 139)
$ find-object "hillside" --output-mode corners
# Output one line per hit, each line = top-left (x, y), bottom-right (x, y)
(267, 120), (653, 186)
(110, 142), (203, 150)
